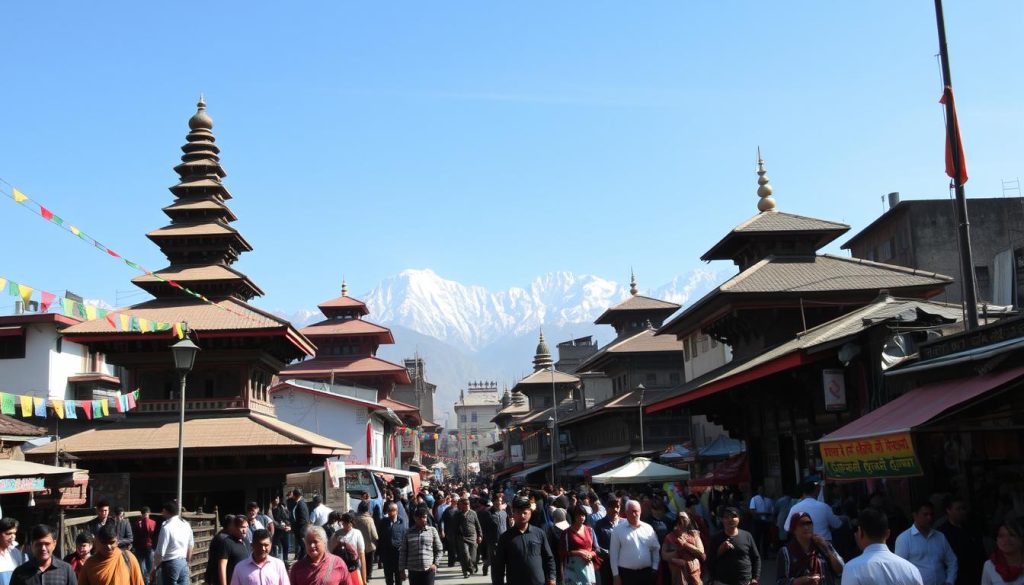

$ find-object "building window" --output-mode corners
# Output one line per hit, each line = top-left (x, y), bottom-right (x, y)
(460, 414), (466, 423)
(0, 335), (25, 360)
(471, 412), (478, 422)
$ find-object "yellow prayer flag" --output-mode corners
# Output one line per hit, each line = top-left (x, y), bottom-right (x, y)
(118, 314), (129, 331)
(100, 400), (109, 417)
(19, 395), (31, 417)
(16, 284), (32, 306)
(70, 226), (80, 236)
(53, 400), (65, 419)
(85, 305), (97, 320)
(11, 188), (27, 203)
(0, 278), (6, 292)
(139, 319), (151, 333)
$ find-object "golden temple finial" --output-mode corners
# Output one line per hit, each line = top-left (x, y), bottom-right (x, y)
(756, 147), (776, 213)
(341, 278), (348, 297)
(629, 268), (638, 296)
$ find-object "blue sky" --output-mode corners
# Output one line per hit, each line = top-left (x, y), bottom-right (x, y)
(1, 1), (1021, 312)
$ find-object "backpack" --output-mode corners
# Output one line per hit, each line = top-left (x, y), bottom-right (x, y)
(334, 541), (359, 572)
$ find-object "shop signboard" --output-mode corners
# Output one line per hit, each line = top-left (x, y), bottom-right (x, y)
(822, 369), (847, 412)
(0, 477), (44, 494)
(819, 432), (922, 480)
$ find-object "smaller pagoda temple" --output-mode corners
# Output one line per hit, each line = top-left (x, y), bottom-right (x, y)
(278, 281), (412, 397)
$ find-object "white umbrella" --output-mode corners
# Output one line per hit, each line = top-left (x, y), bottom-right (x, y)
(591, 457), (690, 484)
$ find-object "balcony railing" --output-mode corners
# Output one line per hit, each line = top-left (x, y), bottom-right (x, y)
(136, 398), (275, 416)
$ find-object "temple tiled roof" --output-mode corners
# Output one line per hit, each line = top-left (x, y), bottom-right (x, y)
(577, 328), (684, 372)
(279, 355), (412, 384)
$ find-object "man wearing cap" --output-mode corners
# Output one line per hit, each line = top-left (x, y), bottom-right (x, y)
(783, 480), (843, 542)
(453, 498), (483, 578)
(708, 506), (760, 585)
(477, 496), (506, 578)
(491, 497), (555, 585)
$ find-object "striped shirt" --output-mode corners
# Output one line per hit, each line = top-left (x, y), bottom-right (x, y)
(399, 526), (442, 572)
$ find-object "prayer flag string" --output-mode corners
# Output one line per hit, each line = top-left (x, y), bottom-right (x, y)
(0, 180), (259, 324)
(0, 390), (141, 420)
(0, 275), (185, 338)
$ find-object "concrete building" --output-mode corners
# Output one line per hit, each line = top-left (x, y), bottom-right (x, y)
(453, 381), (501, 472)
(842, 195), (1024, 306)
(554, 337), (598, 373)
(392, 357), (437, 424)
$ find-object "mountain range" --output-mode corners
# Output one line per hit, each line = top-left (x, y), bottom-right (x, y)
(274, 268), (723, 425)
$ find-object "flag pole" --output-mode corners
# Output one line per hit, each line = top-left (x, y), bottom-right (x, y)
(934, 0), (979, 330)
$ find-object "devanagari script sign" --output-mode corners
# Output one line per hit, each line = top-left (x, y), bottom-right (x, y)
(819, 432), (922, 480)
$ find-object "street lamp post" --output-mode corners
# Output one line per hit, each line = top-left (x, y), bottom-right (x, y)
(171, 334), (200, 511)
(637, 384), (646, 454)
(550, 365), (558, 484)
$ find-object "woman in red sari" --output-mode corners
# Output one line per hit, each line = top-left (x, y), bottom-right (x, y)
(661, 511), (705, 585)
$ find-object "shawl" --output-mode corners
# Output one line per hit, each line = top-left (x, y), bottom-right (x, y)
(991, 550), (1024, 583)
(77, 550), (145, 585)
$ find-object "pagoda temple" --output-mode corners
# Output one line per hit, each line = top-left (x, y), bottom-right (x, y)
(30, 98), (349, 511)
(278, 282), (412, 397)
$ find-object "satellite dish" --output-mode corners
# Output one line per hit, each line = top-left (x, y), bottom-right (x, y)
(881, 334), (911, 371)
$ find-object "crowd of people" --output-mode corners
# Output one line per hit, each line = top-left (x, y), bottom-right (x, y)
(0, 476), (1020, 585)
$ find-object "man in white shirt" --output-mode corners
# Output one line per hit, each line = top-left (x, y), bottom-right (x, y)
(894, 502), (957, 585)
(784, 480), (843, 541)
(609, 500), (659, 585)
(151, 501), (195, 585)
(845, 507), (923, 585)
(308, 495), (332, 528)
(0, 517), (26, 585)
(749, 486), (774, 555)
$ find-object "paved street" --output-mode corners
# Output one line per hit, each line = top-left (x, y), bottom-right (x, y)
(366, 563), (491, 584)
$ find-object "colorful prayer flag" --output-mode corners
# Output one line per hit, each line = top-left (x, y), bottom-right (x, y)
(92, 400), (103, 418)
(81, 401), (92, 420)
(33, 397), (45, 417)
(70, 226), (82, 237)
(40, 291), (55, 312)
(12, 189), (27, 203)
(0, 394), (13, 416)
(66, 400), (78, 419)
(126, 392), (136, 409)
(0, 279), (6, 293)
(100, 400), (109, 417)
(40, 207), (54, 221)
(19, 395), (32, 417)
(53, 400), (65, 419)
(118, 314), (129, 331)
(113, 393), (124, 413)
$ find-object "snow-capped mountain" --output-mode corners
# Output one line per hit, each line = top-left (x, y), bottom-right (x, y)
(360, 268), (720, 352)
(274, 268), (723, 423)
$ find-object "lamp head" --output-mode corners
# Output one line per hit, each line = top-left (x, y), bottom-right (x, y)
(171, 338), (201, 374)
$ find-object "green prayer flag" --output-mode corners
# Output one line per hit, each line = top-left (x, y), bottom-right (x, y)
(61, 298), (75, 317)
(8, 282), (18, 296)
(51, 215), (63, 226)
(0, 393), (13, 416)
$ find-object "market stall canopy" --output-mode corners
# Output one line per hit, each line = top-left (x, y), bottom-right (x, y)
(510, 462), (551, 481)
(688, 453), (751, 488)
(591, 457), (690, 484)
(568, 455), (626, 478)
(660, 443), (697, 461)
(698, 435), (745, 458)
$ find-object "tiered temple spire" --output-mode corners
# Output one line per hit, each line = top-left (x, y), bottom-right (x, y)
(756, 147), (776, 213)
(132, 97), (261, 300)
(532, 329), (553, 371)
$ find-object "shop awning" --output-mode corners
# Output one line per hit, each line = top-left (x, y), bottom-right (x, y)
(698, 435), (745, 458)
(821, 365), (1024, 443)
(688, 453), (750, 488)
(817, 366), (1024, 480)
(510, 462), (552, 481)
(568, 455), (626, 478)
(591, 457), (690, 484)
(491, 463), (523, 479)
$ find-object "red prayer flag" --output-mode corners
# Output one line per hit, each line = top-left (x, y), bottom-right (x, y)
(40, 291), (56, 312)
(81, 401), (93, 420)
(106, 248), (121, 258)
(939, 86), (969, 185)
(40, 207), (54, 221)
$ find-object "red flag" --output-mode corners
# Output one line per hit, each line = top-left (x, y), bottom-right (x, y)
(81, 401), (93, 420)
(40, 207), (54, 221)
(106, 248), (120, 258)
(40, 291), (56, 312)
(940, 86), (969, 185)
